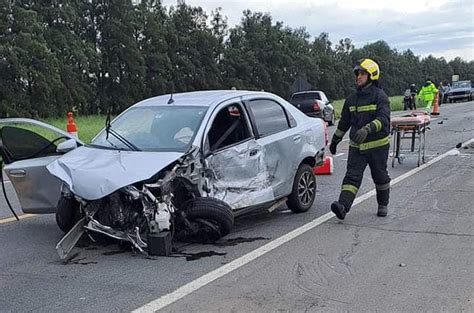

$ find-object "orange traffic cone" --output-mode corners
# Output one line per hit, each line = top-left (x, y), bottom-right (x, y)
(66, 112), (78, 138)
(431, 92), (440, 115)
(314, 156), (334, 175)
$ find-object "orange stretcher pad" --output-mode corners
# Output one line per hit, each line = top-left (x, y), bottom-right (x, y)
(391, 110), (431, 129)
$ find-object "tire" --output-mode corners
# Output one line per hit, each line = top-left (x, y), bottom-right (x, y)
(287, 164), (316, 213)
(56, 196), (81, 233)
(183, 197), (234, 239)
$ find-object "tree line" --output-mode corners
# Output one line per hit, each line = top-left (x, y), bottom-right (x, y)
(1, 0), (473, 118)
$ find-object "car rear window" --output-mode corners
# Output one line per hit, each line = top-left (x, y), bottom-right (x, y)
(291, 93), (321, 101)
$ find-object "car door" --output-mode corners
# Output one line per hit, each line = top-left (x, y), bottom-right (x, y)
(202, 101), (274, 210)
(245, 98), (303, 199)
(0, 118), (83, 214)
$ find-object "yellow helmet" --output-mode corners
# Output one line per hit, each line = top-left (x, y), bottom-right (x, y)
(353, 58), (380, 81)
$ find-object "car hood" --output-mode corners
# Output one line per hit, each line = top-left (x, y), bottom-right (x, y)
(47, 146), (184, 200)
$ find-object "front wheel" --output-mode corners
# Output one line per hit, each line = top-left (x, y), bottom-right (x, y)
(56, 196), (81, 233)
(181, 197), (234, 242)
(287, 164), (316, 213)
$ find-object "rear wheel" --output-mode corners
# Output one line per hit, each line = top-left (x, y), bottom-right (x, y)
(56, 196), (81, 233)
(287, 164), (316, 213)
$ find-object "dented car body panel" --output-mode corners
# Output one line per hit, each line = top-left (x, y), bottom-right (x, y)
(204, 139), (274, 209)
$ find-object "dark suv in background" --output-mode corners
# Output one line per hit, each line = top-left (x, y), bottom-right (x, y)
(289, 90), (336, 125)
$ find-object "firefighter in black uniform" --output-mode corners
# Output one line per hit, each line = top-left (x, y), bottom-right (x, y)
(329, 58), (391, 219)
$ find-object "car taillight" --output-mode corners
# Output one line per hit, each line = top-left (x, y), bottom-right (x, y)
(313, 102), (320, 111)
(323, 121), (329, 146)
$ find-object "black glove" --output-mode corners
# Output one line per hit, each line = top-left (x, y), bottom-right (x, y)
(329, 136), (342, 154)
(353, 126), (370, 144)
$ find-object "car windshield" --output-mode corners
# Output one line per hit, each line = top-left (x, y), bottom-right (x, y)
(91, 106), (207, 152)
(452, 81), (471, 88)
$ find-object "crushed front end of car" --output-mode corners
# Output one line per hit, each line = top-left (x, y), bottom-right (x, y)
(50, 146), (234, 259)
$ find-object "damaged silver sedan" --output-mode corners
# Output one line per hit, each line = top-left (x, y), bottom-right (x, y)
(0, 90), (326, 259)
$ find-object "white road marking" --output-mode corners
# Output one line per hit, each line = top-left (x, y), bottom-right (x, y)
(132, 137), (474, 313)
(333, 153), (345, 158)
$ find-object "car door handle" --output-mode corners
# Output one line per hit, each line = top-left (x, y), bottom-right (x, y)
(8, 169), (26, 178)
(293, 135), (302, 142)
(249, 149), (258, 157)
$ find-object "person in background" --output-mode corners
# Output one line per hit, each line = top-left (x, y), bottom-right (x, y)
(404, 87), (415, 110)
(418, 79), (438, 111)
(438, 82), (447, 105)
(409, 84), (418, 109)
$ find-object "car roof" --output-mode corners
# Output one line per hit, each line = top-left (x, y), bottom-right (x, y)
(133, 90), (270, 109)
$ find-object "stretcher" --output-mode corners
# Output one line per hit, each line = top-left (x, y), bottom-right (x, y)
(390, 110), (431, 167)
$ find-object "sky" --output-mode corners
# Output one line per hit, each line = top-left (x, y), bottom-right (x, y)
(161, 0), (474, 61)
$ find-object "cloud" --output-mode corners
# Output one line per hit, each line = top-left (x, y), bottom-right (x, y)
(162, 0), (474, 60)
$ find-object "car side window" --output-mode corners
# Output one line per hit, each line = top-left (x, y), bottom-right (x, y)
(207, 103), (252, 152)
(248, 99), (291, 136)
(0, 126), (67, 164)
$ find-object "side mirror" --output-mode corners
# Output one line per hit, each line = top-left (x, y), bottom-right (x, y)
(57, 139), (77, 153)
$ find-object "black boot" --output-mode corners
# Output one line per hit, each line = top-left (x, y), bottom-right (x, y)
(377, 205), (388, 217)
(331, 201), (347, 220)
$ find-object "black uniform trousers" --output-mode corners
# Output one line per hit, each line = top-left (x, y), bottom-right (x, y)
(339, 146), (390, 210)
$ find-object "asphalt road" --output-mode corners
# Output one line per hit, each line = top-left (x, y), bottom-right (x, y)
(0, 101), (473, 312)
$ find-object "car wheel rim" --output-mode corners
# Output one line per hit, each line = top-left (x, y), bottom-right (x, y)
(298, 172), (315, 206)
